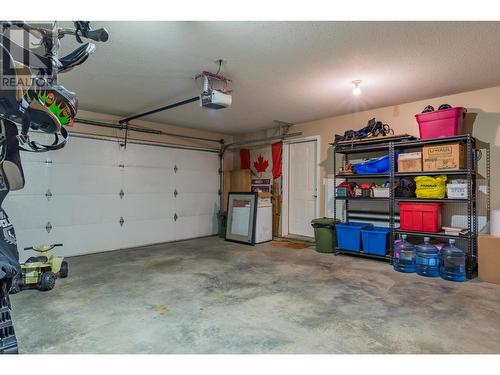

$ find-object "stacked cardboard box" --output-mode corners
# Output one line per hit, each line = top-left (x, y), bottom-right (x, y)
(422, 142), (465, 171)
(398, 152), (422, 172)
(478, 235), (500, 285)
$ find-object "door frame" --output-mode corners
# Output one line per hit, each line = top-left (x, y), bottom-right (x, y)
(281, 135), (321, 237)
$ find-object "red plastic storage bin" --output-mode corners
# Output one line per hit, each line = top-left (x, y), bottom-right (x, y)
(415, 107), (467, 139)
(399, 202), (442, 233)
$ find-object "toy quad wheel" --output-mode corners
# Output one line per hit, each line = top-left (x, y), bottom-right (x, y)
(9, 274), (23, 294)
(59, 261), (69, 278)
(39, 271), (56, 291)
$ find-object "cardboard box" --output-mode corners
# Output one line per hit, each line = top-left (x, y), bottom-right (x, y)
(422, 142), (465, 171)
(398, 152), (422, 172)
(230, 169), (251, 192)
(258, 192), (272, 206)
(478, 235), (500, 284)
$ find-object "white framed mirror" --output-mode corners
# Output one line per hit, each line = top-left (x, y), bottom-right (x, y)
(225, 192), (258, 245)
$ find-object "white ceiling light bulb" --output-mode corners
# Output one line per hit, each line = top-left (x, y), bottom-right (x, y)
(352, 80), (362, 96)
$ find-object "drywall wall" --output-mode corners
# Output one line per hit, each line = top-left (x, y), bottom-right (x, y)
(235, 85), (500, 216)
(72, 109), (234, 170)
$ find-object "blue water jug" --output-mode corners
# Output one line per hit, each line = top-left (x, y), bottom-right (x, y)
(416, 237), (440, 277)
(439, 239), (466, 282)
(393, 234), (416, 273)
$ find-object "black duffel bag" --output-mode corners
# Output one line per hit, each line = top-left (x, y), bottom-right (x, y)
(395, 177), (416, 198)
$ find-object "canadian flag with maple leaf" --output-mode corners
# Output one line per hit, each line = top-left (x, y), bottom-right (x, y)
(240, 141), (282, 179)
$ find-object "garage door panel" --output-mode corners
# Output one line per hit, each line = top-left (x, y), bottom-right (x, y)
(2, 196), (49, 230)
(48, 223), (124, 258)
(192, 214), (218, 237)
(123, 143), (174, 169)
(174, 170), (219, 193)
(173, 149), (219, 171)
(47, 194), (123, 227)
(174, 193), (219, 217)
(120, 219), (174, 248)
(19, 149), (51, 163)
(170, 217), (191, 241)
(174, 214), (217, 240)
(48, 164), (122, 195)
(122, 167), (174, 194)
(48, 137), (122, 166)
(11, 161), (50, 195)
(121, 194), (173, 221)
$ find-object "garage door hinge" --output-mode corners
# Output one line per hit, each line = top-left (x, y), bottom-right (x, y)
(174, 189), (178, 198)
(119, 189), (124, 199)
(174, 213), (178, 221)
(45, 222), (52, 233)
(118, 163), (125, 168)
(218, 189), (222, 196)
(45, 189), (52, 200)
(45, 159), (52, 165)
(174, 165), (178, 173)
(119, 217), (125, 226)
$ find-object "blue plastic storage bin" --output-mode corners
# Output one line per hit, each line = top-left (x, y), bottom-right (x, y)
(352, 153), (399, 174)
(336, 187), (350, 197)
(360, 227), (390, 256)
(336, 222), (373, 252)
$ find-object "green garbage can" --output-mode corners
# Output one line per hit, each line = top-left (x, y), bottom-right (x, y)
(218, 211), (227, 239)
(311, 217), (339, 253)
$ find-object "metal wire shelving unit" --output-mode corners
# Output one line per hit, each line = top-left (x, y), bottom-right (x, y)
(332, 134), (484, 279)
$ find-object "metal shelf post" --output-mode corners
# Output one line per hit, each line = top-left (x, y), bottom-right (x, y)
(389, 141), (395, 263)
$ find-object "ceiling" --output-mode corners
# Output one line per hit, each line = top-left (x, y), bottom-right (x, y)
(57, 21), (500, 134)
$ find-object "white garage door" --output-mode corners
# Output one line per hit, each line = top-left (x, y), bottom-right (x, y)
(4, 135), (220, 261)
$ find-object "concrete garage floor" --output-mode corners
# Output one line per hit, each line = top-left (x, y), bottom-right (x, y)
(10, 236), (500, 354)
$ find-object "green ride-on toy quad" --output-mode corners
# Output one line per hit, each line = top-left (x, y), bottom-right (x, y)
(10, 244), (68, 293)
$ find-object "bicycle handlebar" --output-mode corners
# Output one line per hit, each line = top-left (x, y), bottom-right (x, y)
(84, 28), (109, 42)
(56, 27), (108, 42)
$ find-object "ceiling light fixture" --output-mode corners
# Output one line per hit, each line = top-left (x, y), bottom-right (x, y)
(352, 80), (362, 96)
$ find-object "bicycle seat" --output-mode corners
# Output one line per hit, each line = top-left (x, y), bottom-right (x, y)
(58, 43), (95, 73)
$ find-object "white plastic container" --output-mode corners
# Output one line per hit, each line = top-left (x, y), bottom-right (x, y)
(446, 182), (468, 199)
(372, 187), (390, 198)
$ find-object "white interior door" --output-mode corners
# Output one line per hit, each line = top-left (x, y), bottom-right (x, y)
(288, 140), (317, 237)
